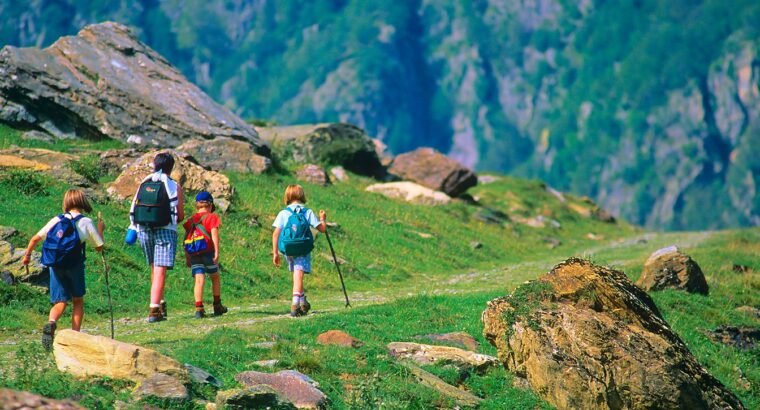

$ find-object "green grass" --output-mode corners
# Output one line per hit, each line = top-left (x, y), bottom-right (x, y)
(0, 128), (757, 408)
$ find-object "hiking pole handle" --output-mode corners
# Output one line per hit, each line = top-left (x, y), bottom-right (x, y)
(324, 229), (350, 307)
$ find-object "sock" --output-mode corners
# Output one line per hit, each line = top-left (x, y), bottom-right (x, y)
(213, 296), (221, 304)
(150, 303), (161, 308)
(195, 301), (204, 308)
(292, 294), (301, 305)
(160, 299), (166, 305)
(299, 294), (306, 304)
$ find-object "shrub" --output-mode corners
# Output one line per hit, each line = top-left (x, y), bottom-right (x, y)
(67, 155), (103, 184)
(0, 169), (48, 196)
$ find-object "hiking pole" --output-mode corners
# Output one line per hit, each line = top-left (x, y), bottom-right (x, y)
(98, 212), (115, 339)
(324, 229), (350, 308)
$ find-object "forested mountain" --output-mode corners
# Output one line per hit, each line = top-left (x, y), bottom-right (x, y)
(1, 0), (759, 230)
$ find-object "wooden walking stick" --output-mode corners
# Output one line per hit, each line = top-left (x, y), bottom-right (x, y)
(324, 229), (350, 308)
(98, 212), (115, 339)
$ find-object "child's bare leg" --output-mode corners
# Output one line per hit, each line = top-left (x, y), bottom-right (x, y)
(210, 273), (221, 299)
(48, 302), (67, 323)
(194, 274), (205, 304)
(150, 266), (167, 305)
(292, 269), (304, 295)
(71, 297), (84, 331)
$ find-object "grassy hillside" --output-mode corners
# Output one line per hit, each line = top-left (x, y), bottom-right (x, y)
(0, 128), (757, 409)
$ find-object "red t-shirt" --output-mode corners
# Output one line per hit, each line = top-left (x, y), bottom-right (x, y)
(183, 212), (221, 239)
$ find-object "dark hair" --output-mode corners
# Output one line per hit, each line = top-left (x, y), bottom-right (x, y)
(153, 152), (175, 174)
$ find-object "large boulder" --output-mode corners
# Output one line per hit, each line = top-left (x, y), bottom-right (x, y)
(482, 258), (744, 410)
(388, 147), (477, 197)
(0, 240), (47, 286)
(296, 164), (330, 186)
(107, 150), (233, 201)
(235, 370), (327, 409)
(176, 137), (271, 174)
(366, 181), (451, 206)
(0, 22), (267, 152)
(636, 246), (709, 294)
(216, 386), (296, 410)
(256, 123), (384, 177)
(133, 373), (189, 401)
(53, 329), (187, 382)
(0, 388), (85, 409)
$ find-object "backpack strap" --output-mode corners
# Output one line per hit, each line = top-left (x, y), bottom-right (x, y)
(193, 214), (211, 238)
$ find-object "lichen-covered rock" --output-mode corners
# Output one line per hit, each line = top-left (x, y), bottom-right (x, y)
(366, 181), (451, 206)
(0, 240), (46, 286)
(133, 373), (189, 401)
(53, 329), (186, 382)
(99, 148), (145, 174)
(216, 386), (296, 410)
(636, 246), (709, 294)
(176, 137), (271, 174)
(387, 342), (496, 372)
(0, 388), (85, 409)
(256, 123), (384, 177)
(107, 150), (233, 201)
(388, 147), (477, 197)
(0, 22), (267, 151)
(235, 370), (327, 409)
(482, 258), (744, 410)
(414, 332), (480, 352)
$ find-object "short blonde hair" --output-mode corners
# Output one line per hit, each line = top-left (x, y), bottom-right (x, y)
(284, 184), (306, 205)
(62, 189), (92, 213)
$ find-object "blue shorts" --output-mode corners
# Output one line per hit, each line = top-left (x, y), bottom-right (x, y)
(49, 261), (86, 303)
(189, 252), (219, 275)
(138, 229), (177, 269)
(287, 255), (311, 274)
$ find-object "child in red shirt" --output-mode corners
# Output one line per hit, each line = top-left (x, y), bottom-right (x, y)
(183, 191), (227, 318)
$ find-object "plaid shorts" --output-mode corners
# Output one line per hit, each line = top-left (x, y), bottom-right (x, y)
(138, 228), (177, 269)
(287, 254), (311, 274)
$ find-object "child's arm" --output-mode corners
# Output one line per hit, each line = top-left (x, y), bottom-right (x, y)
(272, 227), (281, 267)
(21, 235), (43, 265)
(316, 210), (327, 233)
(211, 227), (220, 264)
(176, 186), (185, 222)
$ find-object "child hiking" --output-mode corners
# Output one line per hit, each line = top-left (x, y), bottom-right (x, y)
(129, 152), (184, 323)
(182, 191), (227, 318)
(272, 184), (326, 317)
(21, 189), (105, 349)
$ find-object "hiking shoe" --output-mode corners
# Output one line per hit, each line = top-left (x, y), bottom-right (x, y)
(213, 302), (228, 316)
(299, 298), (311, 316)
(160, 301), (168, 318)
(41, 321), (56, 351)
(290, 304), (302, 318)
(148, 307), (165, 323)
(195, 307), (206, 319)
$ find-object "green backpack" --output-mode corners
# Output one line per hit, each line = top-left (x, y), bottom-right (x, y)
(133, 180), (173, 227)
(278, 206), (314, 256)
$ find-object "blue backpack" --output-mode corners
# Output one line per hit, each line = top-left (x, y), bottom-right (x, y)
(41, 214), (86, 268)
(278, 206), (314, 257)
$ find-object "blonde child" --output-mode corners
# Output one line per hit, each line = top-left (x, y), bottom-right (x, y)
(272, 185), (326, 317)
(182, 191), (226, 318)
(22, 189), (105, 349)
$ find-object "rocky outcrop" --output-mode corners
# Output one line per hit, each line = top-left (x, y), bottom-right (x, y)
(388, 148), (477, 197)
(107, 150), (233, 201)
(216, 386), (296, 410)
(366, 181), (451, 206)
(387, 342), (497, 372)
(176, 137), (270, 174)
(0, 388), (85, 410)
(133, 373), (189, 401)
(0, 148), (91, 187)
(256, 123), (384, 178)
(482, 258), (744, 410)
(636, 246), (709, 294)
(0, 240), (46, 286)
(400, 362), (483, 408)
(53, 329), (187, 382)
(296, 164), (330, 186)
(99, 148), (145, 174)
(0, 22), (268, 152)
(316, 330), (362, 348)
(235, 370), (327, 409)
(414, 332), (480, 352)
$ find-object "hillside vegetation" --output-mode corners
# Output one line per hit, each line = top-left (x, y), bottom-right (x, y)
(0, 125), (758, 409)
(2, 0), (759, 230)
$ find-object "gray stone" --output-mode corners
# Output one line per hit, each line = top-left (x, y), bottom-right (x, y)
(133, 373), (189, 401)
(0, 388), (85, 409)
(296, 164), (330, 186)
(0, 226), (17, 241)
(236, 370), (327, 409)
(216, 386), (296, 410)
(21, 130), (54, 143)
(184, 363), (222, 388)
(0, 240), (47, 286)
(177, 137), (271, 174)
(0, 22), (268, 152)
(389, 147), (477, 197)
(387, 342), (497, 372)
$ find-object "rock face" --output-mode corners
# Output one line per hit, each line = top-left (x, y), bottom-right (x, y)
(366, 181), (451, 206)
(235, 370), (327, 409)
(0, 388), (85, 410)
(0, 22), (267, 152)
(107, 150), (233, 201)
(636, 246), (709, 294)
(53, 329), (186, 382)
(705, 326), (759, 350)
(133, 373), (189, 401)
(176, 137), (271, 174)
(296, 164), (330, 186)
(482, 258), (744, 410)
(316, 330), (362, 348)
(389, 148), (477, 197)
(0, 240), (46, 286)
(0, 148), (91, 187)
(216, 386), (297, 410)
(387, 342), (497, 372)
(256, 123), (384, 177)
(99, 148), (145, 174)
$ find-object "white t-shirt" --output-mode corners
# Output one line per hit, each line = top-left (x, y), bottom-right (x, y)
(37, 212), (105, 248)
(272, 204), (321, 229)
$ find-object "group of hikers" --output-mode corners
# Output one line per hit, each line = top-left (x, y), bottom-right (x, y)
(21, 152), (327, 349)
